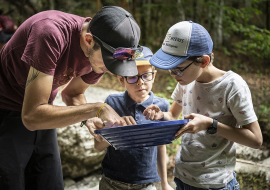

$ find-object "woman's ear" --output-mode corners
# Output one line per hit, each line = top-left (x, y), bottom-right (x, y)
(201, 55), (210, 68)
(117, 76), (125, 86)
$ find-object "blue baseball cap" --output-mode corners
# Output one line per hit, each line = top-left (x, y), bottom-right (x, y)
(150, 21), (213, 70)
(135, 46), (153, 66)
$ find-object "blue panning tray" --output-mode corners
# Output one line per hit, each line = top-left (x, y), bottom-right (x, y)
(94, 119), (189, 150)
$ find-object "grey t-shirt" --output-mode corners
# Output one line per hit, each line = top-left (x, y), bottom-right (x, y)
(171, 71), (257, 189)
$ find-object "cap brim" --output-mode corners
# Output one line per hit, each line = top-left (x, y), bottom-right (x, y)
(135, 60), (151, 66)
(149, 48), (189, 70)
(100, 47), (138, 76)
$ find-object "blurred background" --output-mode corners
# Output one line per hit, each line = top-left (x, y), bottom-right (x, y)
(0, 0), (270, 189)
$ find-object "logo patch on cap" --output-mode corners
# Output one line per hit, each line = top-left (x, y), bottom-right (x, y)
(137, 52), (144, 59)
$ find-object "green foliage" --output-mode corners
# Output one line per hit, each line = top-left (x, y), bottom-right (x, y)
(155, 92), (174, 105)
(232, 60), (240, 72)
(258, 104), (270, 123)
(164, 75), (178, 94)
(222, 47), (231, 56)
(221, 2), (270, 60)
(166, 137), (181, 156)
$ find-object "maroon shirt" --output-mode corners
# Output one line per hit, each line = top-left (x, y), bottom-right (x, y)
(0, 10), (104, 111)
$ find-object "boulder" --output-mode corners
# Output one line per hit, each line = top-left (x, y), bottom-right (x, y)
(235, 143), (270, 189)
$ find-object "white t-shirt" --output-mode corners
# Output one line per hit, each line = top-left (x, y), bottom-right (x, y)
(172, 71), (257, 189)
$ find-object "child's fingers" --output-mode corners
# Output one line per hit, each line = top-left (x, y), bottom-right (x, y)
(129, 117), (137, 125)
(143, 109), (149, 116)
(175, 124), (189, 136)
(86, 122), (104, 142)
(145, 109), (152, 120)
(184, 113), (195, 119)
(143, 105), (156, 116)
(143, 108), (152, 116)
(123, 117), (133, 125)
(150, 110), (156, 120)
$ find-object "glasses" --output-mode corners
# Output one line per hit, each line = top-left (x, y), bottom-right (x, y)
(125, 72), (155, 84)
(92, 35), (143, 60)
(169, 60), (195, 77)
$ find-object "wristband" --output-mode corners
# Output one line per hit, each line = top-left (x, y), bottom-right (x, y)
(80, 103), (107, 127)
(97, 103), (107, 118)
(80, 120), (87, 127)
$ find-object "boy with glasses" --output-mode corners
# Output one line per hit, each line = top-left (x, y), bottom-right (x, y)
(143, 21), (263, 190)
(93, 46), (174, 190)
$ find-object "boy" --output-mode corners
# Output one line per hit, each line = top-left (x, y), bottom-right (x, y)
(143, 21), (263, 190)
(94, 46), (174, 190)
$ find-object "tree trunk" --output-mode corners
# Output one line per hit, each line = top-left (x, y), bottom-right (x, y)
(207, 0), (212, 32)
(245, 0), (252, 7)
(267, 0), (270, 30)
(122, 0), (127, 10)
(193, 0), (197, 22)
(177, 0), (185, 21)
(213, 0), (224, 49)
(97, 0), (101, 11)
(49, 0), (55, 10)
(139, 0), (147, 46)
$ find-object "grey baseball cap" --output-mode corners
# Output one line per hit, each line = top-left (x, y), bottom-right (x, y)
(89, 6), (141, 76)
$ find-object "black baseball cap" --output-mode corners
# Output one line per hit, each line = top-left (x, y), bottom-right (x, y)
(89, 6), (140, 76)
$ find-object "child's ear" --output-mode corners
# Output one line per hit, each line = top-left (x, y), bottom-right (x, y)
(201, 55), (210, 68)
(117, 76), (125, 86)
(152, 70), (157, 83)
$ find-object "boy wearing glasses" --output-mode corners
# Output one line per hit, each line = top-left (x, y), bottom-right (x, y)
(143, 21), (262, 190)
(94, 47), (174, 190)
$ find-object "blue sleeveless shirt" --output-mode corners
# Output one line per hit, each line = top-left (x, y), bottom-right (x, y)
(102, 91), (169, 184)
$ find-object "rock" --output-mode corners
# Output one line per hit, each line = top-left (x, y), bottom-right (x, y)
(64, 174), (102, 190)
(236, 143), (269, 161)
(64, 178), (76, 187)
(54, 86), (121, 178)
(235, 143), (270, 189)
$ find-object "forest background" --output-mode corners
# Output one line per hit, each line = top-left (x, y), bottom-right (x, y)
(1, 0), (270, 161)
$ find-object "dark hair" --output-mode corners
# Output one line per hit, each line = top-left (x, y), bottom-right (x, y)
(0, 9), (3, 15)
(87, 21), (101, 51)
(92, 39), (101, 51)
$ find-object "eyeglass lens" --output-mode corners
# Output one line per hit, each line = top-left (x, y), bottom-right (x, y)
(126, 72), (154, 84)
(169, 60), (195, 77)
(169, 69), (183, 77)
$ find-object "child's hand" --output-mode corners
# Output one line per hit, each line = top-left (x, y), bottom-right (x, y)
(122, 116), (137, 125)
(174, 113), (212, 138)
(85, 117), (105, 142)
(143, 104), (164, 120)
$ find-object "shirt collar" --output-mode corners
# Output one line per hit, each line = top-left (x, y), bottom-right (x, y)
(124, 90), (154, 109)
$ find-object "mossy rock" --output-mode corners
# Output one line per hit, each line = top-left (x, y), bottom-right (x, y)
(236, 172), (270, 190)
